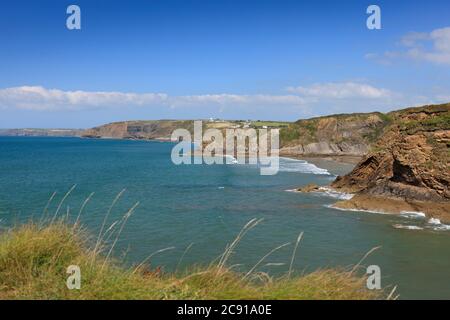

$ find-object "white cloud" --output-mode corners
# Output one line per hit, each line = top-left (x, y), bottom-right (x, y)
(406, 27), (450, 65)
(400, 32), (430, 47)
(169, 94), (308, 108)
(0, 86), (309, 112)
(368, 27), (450, 66)
(286, 82), (392, 99)
(0, 86), (168, 111)
(1, 82), (417, 121)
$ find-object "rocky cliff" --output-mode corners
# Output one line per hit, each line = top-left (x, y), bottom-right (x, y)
(83, 114), (391, 157)
(82, 120), (194, 140)
(279, 112), (390, 157)
(82, 120), (289, 141)
(330, 103), (450, 221)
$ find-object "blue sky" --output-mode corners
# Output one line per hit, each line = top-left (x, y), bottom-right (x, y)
(1, 0), (450, 128)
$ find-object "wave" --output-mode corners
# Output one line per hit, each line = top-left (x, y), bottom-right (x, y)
(278, 157), (331, 175)
(428, 218), (441, 225)
(427, 218), (450, 231)
(328, 206), (449, 232)
(316, 187), (354, 200)
(393, 219), (450, 232)
(224, 155), (239, 164)
(393, 224), (424, 230)
(399, 211), (426, 219)
(286, 186), (353, 200)
(325, 204), (389, 215)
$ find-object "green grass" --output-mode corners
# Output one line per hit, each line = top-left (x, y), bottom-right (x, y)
(250, 121), (291, 128)
(399, 113), (450, 134)
(0, 219), (389, 300)
(280, 126), (302, 144)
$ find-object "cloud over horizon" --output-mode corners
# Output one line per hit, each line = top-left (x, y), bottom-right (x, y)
(286, 82), (393, 99)
(0, 82), (395, 113)
(1, 83), (448, 128)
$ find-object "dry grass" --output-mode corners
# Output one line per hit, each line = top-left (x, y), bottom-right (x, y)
(0, 220), (387, 300)
(0, 188), (390, 300)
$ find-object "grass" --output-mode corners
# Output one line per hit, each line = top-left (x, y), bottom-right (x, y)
(400, 113), (450, 134)
(0, 190), (391, 300)
(250, 121), (291, 128)
(0, 220), (390, 300)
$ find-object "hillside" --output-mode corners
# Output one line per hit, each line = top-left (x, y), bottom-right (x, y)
(279, 112), (390, 157)
(330, 103), (450, 221)
(81, 120), (289, 140)
(81, 120), (195, 140)
(81, 115), (389, 157)
(0, 128), (82, 137)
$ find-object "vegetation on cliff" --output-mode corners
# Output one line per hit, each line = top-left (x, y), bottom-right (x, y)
(82, 120), (196, 140)
(81, 120), (290, 141)
(279, 112), (390, 156)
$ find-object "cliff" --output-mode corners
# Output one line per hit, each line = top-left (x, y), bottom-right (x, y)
(330, 103), (450, 221)
(82, 120), (195, 140)
(81, 120), (289, 141)
(279, 112), (390, 157)
(0, 128), (82, 137)
(83, 114), (390, 157)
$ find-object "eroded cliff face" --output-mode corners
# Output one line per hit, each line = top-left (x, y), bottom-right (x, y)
(330, 104), (450, 220)
(82, 120), (194, 140)
(279, 113), (388, 156)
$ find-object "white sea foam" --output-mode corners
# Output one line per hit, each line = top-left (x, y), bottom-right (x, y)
(430, 224), (450, 231)
(326, 205), (450, 232)
(399, 211), (426, 219)
(278, 157), (331, 175)
(426, 218), (450, 231)
(393, 224), (424, 230)
(428, 218), (441, 225)
(317, 187), (354, 200)
(325, 204), (389, 215)
(224, 155), (239, 164)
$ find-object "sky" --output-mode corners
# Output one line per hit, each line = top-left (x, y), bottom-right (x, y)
(1, 0), (450, 128)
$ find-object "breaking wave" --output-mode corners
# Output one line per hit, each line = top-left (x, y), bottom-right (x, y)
(278, 157), (331, 175)
(399, 211), (426, 219)
(427, 218), (450, 231)
(393, 224), (424, 230)
(316, 187), (354, 200)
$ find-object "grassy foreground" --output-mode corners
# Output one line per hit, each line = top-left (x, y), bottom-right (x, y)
(0, 222), (386, 300)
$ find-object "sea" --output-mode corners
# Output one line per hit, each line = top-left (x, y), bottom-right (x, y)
(0, 136), (449, 299)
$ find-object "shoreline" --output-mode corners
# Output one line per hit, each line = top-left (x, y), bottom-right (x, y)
(280, 154), (362, 165)
(333, 194), (450, 224)
(294, 184), (450, 225)
(4, 136), (448, 225)
(281, 155), (359, 177)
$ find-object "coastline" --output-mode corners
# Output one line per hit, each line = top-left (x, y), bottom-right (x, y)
(289, 155), (450, 225)
(4, 135), (448, 225)
(280, 154), (360, 176)
(332, 194), (450, 224)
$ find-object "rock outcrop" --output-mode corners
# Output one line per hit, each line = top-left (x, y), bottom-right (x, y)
(330, 103), (450, 221)
(82, 120), (194, 140)
(279, 113), (389, 157)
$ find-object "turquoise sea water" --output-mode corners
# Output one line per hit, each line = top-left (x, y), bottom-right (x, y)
(0, 136), (449, 299)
